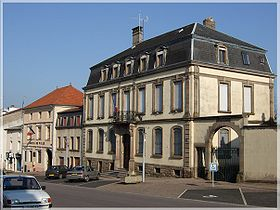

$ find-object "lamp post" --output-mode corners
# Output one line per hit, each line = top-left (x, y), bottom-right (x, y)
(142, 131), (146, 182)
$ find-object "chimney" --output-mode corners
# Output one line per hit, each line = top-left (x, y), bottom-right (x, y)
(132, 26), (143, 46)
(203, 17), (216, 30)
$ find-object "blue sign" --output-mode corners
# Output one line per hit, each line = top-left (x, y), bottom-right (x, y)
(209, 162), (218, 172)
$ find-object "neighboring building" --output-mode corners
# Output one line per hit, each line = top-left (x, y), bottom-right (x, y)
(55, 107), (83, 168)
(22, 85), (83, 172)
(83, 18), (276, 182)
(3, 108), (23, 172)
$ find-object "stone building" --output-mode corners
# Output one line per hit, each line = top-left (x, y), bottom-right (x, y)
(22, 85), (83, 172)
(55, 107), (83, 168)
(83, 18), (276, 182)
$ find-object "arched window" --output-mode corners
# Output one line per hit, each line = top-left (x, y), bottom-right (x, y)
(172, 127), (182, 156)
(153, 127), (162, 156)
(108, 129), (116, 154)
(86, 130), (93, 152)
(98, 129), (104, 152)
(137, 128), (145, 155)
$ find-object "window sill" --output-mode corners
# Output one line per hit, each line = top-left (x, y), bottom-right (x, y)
(57, 148), (66, 151)
(152, 111), (163, 115)
(150, 154), (162, 159)
(86, 150), (92, 153)
(243, 112), (255, 115)
(97, 117), (105, 120)
(135, 153), (143, 157)
(96, 150), (104, 154)
(218, 110), (232, 114)
(170, 109), (183, 113)
(107, 151), (116, 155)
(169, 156), (183, 160)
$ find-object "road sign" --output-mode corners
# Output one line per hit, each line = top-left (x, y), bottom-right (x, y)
(209, 162), (218, 172)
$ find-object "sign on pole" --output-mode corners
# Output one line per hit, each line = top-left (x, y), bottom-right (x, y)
(209, 162), (218, 187)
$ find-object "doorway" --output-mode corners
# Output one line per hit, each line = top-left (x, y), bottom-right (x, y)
(197, 147), (206, 179)
(123, 134), (130, 170)
(46, 149), (52, 168)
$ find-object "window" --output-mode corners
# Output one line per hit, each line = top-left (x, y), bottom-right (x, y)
(217, 128), (231, 159)
(46, 126), (50, 140)
(154, 127), (162, 156)
(30, 113), (33, 120)
(57, 137), (61, 149)
(70, 137), (74, 151)
(243, 86), (253, 113)
(125, 61), (133, 76)
(69, 116), (74, 126)
(137, 128), (145, 155)
(138, 87), (145, 114)
(219, 82), (230, 112)
(63, 117), (68, 126)
(37, 126), (41, 140)
(48, 111), (51, 118)
(76, 137), (80, 151)
(24, 151), (27, 162)
(172, 81), (183, 112)
(110, 92), (118, 117)
(76, 115), (81, 126)
(112, 64), (120, 79)
(38, 112), (42, 119)
(154, 84), (163, 113)
(38, 150), (41, 163)
(98, 95), (105, 119)
(98, 129), (104, 152)
(88, 95), (94, 120)
(259, 56), (265, 64)
(242, 52), (250, 65)
(100, 68), (108, 82)
(140, 55), (149, 72)
(123, 91), (130, 112)
(217, 46), (228, 65)
(155, 49), (167, 68)
(29, 151), (32, 162)
(64, 137), (67, 149)
(172, 127), (182, 156)
(108, 129), (116, 154)
(87, 130), (93, 152)
(17, 141), (20, 151)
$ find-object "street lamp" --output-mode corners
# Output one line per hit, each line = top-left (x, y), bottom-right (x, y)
(142, 131), (146, 182)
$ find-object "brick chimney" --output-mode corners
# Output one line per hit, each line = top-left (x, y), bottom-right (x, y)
(203, 17), (216, 30)
(132, 26), (143, 46)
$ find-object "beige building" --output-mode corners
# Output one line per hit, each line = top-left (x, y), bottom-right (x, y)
(22, 85), (83, 172)
(83, 18), (276, 182)
(55, 107), (83, 168)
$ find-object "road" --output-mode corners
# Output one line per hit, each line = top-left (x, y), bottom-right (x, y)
(39, 178), (246, 208)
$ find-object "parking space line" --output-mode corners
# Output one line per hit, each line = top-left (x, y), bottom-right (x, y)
(177, 189), (187, 198)
(239, 188), (247, 206)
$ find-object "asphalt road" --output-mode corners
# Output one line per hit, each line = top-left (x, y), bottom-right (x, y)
(40, 179), (246, 208)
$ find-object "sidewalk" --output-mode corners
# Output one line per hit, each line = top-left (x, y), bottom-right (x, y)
(98, 176), (277, 199)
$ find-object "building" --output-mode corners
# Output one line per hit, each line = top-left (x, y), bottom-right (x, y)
(83, 18), (276, 182)
(3, 108), (23, 172)
(55, 107), (83, 168)
(22, 85), (83, 172)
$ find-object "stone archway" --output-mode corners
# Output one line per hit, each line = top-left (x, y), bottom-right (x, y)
(204, 121), (243, 182)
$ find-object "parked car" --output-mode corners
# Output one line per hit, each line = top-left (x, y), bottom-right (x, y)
(66, 165), (100, 182)
(3, 175), (52, 208)
(45, 165), (68, 179)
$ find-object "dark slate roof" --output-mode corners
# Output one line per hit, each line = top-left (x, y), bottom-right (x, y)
(85, 23), (272, 89)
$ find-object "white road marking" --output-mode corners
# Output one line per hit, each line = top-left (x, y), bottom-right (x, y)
(177, 189), (188, 198)
(202, 194), (218, 198)
(239, 187), (248, 206)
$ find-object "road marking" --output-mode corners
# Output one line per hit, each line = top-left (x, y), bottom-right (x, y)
(177, 189), (187, 198)
(239, 187), (247, 206)
(202, 194), (218, 198)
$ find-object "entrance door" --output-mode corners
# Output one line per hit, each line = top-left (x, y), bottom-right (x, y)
(47, 149), (52, 168)
(123, 134), (130, 170)
(197, 147), (206, 179)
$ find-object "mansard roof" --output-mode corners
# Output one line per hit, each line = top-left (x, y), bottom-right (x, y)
(85, 22), (273, 90)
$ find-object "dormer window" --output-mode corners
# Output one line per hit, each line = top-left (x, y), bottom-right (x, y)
(155, 48), (167, 68)
(139, 54), (149, 72)
(242, 52), (250, 65)
(112, 64), (120, 79)
(259, 56), (265, 64)
(125, 60), (134, 76)
(100, 67), (109, 82)
(217, 45), (228, 65)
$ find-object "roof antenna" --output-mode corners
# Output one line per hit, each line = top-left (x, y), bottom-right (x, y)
(138, 11), (149, 40)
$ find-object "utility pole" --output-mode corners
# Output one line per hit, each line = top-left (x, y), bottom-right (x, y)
(142, 131), (146, 182)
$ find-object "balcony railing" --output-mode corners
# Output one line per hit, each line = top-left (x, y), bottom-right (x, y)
(113, 111), (138, 123)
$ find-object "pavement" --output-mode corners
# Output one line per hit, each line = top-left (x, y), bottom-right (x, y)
(6, 171), (279, 207)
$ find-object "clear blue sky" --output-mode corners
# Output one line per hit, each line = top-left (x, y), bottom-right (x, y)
(3, 3), (277, 108)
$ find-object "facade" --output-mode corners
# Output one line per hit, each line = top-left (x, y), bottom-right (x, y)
(22, 85), (83, 172)
(3, 108), (23, 172)
(55, 107), (83, 168)
(83, 18), (275, 182)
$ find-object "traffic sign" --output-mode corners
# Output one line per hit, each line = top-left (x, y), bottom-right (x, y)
(209, 162), (218, 172)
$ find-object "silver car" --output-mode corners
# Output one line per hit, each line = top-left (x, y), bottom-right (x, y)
(2, 175), (52, 209)
(66, 165), (100, 182)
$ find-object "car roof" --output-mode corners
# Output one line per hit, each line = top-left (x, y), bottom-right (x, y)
(3, 175), (36, 179)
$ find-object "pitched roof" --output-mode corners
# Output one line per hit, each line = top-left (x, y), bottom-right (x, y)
(25, 85), (83, 109)
(85, 22), (272, 89)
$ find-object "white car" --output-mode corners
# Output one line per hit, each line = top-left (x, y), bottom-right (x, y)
(2, 175), (52, 209)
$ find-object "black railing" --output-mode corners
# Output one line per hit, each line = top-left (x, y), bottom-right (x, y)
(113, 111), (138, 123)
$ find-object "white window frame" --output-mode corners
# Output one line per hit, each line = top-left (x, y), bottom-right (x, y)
(243, 85), (254, 114)
(218, 82), (231, 112)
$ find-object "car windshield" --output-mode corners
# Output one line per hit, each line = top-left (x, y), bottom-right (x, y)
(72, 166), (84, 171)
(3, 177), (41, 191)
(48, 166), (59, 170)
